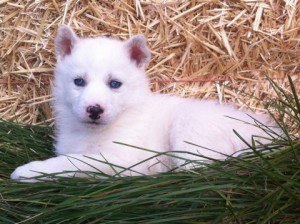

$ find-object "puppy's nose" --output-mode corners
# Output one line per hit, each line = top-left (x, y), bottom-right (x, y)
(87, 104), (104, 120)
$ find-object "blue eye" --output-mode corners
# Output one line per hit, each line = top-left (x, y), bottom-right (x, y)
(74, 78), (85, 87)
(109, 80), (122, 89)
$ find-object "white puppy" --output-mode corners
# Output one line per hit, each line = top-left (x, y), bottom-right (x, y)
(11, 25), (279, 181)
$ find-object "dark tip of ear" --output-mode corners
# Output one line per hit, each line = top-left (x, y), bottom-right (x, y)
(127, 35), (150, 67)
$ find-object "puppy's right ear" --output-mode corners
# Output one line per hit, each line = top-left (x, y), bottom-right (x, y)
(55, 25), (79, 61)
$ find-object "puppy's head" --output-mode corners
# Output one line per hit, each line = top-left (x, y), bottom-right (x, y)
(53, 25), (151, 126)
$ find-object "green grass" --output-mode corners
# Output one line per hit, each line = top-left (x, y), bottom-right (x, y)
(0, 77), (299, 223)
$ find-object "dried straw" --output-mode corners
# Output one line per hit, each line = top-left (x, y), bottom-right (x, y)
(0, 0), (299, 125)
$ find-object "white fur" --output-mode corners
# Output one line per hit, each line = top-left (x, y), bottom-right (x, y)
(11, 25), (279, 182)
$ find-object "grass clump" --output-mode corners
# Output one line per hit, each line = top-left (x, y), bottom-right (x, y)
(0, 77), (299, 223)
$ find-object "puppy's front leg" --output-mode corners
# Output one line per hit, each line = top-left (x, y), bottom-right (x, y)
(10, 154), (143, 182)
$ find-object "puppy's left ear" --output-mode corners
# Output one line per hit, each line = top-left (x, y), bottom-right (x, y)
(55, 25), (79, 62)
(126, 35), (151, 67)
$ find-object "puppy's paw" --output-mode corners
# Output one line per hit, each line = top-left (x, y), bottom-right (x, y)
(10, 161), (46, 182)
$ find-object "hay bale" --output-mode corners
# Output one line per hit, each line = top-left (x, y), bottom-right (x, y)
(0, 0), (299, 124)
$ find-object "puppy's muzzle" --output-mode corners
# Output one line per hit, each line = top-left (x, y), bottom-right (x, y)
(87, 104), (104, 120)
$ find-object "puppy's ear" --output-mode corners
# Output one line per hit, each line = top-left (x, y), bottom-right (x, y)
(126, 35), (151, 67)
(55, 25), (79, 61)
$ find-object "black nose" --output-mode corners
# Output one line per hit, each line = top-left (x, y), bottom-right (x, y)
(87, 105), (104, 120)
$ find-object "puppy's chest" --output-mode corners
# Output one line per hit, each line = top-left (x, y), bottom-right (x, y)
(59, 124), (166, 154)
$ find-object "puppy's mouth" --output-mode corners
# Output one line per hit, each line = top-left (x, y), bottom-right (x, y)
(87, 121), (100, 125)
(84, 118), (109, 126)
(81, 114), (111, 126)
(83, 120), (101, 125)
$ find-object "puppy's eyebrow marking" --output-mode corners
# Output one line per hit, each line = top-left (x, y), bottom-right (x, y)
(107, 73), (120, 82)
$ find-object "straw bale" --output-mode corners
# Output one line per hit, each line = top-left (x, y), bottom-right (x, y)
(0, 0), (299, 126)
